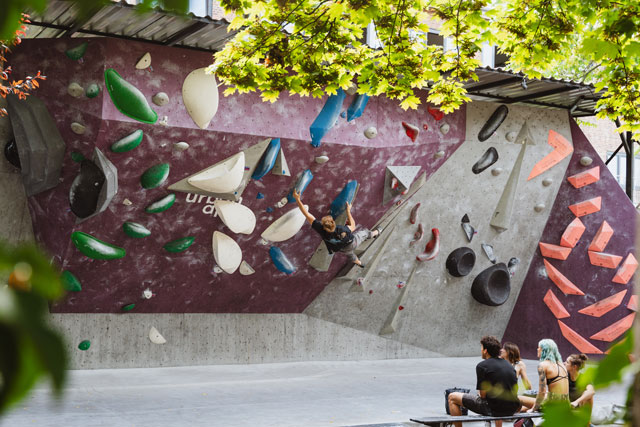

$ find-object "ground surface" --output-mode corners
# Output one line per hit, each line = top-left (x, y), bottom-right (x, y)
(1, 357), (628, 427)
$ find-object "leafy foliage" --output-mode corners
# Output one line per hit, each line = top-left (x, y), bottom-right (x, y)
(212, 0), (640, 138)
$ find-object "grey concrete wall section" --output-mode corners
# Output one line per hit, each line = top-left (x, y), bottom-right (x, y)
(50, 314), (439, 369)
(305, 102), (573, 357)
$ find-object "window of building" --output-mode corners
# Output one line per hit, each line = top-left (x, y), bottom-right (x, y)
(606, 151), (640, 191)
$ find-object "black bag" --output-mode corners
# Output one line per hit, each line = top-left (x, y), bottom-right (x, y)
(445, 387), (470, 415)
(513, 418), (534, 427)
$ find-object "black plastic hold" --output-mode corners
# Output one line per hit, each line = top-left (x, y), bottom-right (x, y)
(472, 147), (499, 174)
(446, 247), (476, 277)
(471, 263), (511, 306)
(69, 160), (106, 218)
(478, 105), (509, 142)
(4, 139), (21, 169)
(461, 214), (470, 223)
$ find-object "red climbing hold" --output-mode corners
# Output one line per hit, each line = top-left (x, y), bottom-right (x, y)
(613, 253), (638, 284)
(543, 289), (570, 319)
(410, 224), (424, 246)
(417, 228), (440, 261)
(398, 305), (404, 311)
(369, 290), (373, 294)
(402, 122), (419, 142)
(409, 203), (421, 224)
(590, 313), (636, 342)
(558, 320), (603, 354)
(427, 106), (444, 121)
(422, 124), (429, 130)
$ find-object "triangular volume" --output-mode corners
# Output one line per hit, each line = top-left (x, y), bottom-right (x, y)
(383, 166), (421, 205)
(387, 166), (421, 190)
(272, 148), (291, 176)
(590, 313), (636, 342)
(168, 139), (271, 201)
(578, 290), (627, 318)
(558, 320), (603, 354)
(514, 122), (535, 146)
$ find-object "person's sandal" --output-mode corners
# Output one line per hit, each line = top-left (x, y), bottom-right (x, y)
(356, 262), (365, 269)
(372, 227), (382, 239)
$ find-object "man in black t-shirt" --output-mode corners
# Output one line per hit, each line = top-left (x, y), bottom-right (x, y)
(292, 190), (379, 267)
(447, 336), (520, 427)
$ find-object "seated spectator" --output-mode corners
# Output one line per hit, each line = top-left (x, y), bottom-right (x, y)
(519, 339), (569, 412)
(501, 342), (532, 391)
(565, 353), (595, 408)
(448, 336), (520, 427)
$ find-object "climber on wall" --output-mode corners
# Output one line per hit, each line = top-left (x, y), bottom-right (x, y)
(292, 190), (380, 268)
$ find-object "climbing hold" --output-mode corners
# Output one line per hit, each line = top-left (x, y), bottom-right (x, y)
(346, 94), (369, 122)
(507, 257), (520, 276)
(173, 142), (189, 151)
(121, 303), (136, 312)
(491, 167), (503, 176)
(214, 200), (256, 234)
(542, 178), (553, 187)
(578, 290), (627, 318)
(461, 215), (475, 243)
(61, 270), (82, 292)
(149, 327), (166, 344)
(141, 163), (170, 189)
(261, 205), (308, 242)
(588, 221), (614, 252)
(163, 236), (195, 253)
(143, 289), (153, 299)
(152, 92), (169, 106)
(560, 217), (586, 248)
(568, 196), (602, 217)
(110, 129), (143, 153)
(69, 159), (105, 219)
(340, 111), (346, 118)
(505, 131), (517, 142)
(286, 169), (314, 203)
(478, 105), (508, 141)
(71, 231), (126, 260)
(427, 106), (444, 121)
(543, 259), (584, 295)
(588, 251), (623, 269)
(123, 221), (151, 238)
(590, 313), (635, 343)
(212, 231), (242, 274)
(122, 198), (133, 206)
(612, 253), (638, 285)
(471, 263), (511, 306)
(3, 139), (20, 169)
(346, 84), (358, 95)
(481, 243), (497, 264)
(409, 223), (424, 246)
(409, 203), (420, 224)
(402, 122), (419, 142)
(315, 155), (329, 164)
(558, 321), (603, 354)
(104, 68), (158, 124)
(71, 122), (86, 135)
(145, 193), (176, 213)
(461, 214), (470, 223)
(256, 192), (264, 199)
(446, 247), (476, 277)
(580, 156), (593, 166)
(159, 116), (169, 126)
(330, 180), (358, 218)
(78, 340), (91, 351)
(528, 129), (573, 180)
(539, 242), (571, 260)
(439, 123), (450, 135)
(239, 260), (255, 276)
(543, 289), (570, 319)
(182, 68), (219, 129)
(416, 228), (440, 261)
(568, 166), (600, 189)
(135, 52), (151, 69)
(252, 138), (280, 180)
(534, 203), (545, 212)
(472, 147), (499, 174)
(364, 127), (377, 139)
(68, 82), (84, 98)
(65, 42), (88, 60)
(86, 83), (100, 98)
(422, 124), (429, 131)
(187, 152), (245, 194)
(266, 207), (274, 213)
(310, 89), (346, 147)
(269, 246), (296, 274)
(434, 150), (445, 159)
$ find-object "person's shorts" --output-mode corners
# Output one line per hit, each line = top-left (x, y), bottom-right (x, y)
(461, 393), (492, 416)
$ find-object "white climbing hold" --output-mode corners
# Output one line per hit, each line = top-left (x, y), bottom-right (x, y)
(315, 155), (329, 164)
(261, 205), (308, 242)
(122, 198), (133, 206)
(239, 260), (255, 276)
(439, 123), (450, 135)
(148, 327), (166, 344)
(152, 92), (169, 106)
(173, 142), (189, 152)
(213, 199), (256, 235)
(275, 197), (288, 209)
(212, 265), (223, 274)
(434, 150), (445, 159)
(542, 178), (553, 187)
(212, 231), (242, 274)
(506, 131), (517, 142)
(346, 84), (358, 96)
(159, 116), (169, 126)
(182, 68), (219, 129)
(135, 52), (151, 69)
(364, 127), (377, 139)
(491, 167), (503, 176)
(188, 152), (245, 194)
(143, 288), (153, 299)
(534, 203), (545, 212)
(71, 122), (86, 134)
(68, 82), (84, 98)
(258, 238), (268, 246)
(580, 156), (593, 166)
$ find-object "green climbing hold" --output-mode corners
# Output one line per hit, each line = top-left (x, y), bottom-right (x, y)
(78, 340), (91, 351)
(70, 152), (85, 163)
(86, 83), (100, 98)
(65, 42), (88, 60)
(104, 68), (158, 124)
(163, 236), (195, 253)
(61, 270), (82, 292)
(141, 163), (170, 189)
(121, 303), (136, 312)
(123, 221), (151, 238)
(111, 129), (143, 153)
(146, 193), (175, 213)
(71, 231), (126, 260)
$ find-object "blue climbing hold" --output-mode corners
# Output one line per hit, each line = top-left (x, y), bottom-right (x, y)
(330, 180), (358, 218)
(286, 169), (314, 203)
(252, 138), (281, 180)
(340, 111), (346, 118)
(309, 89), (346, 147)
(269, 246), (296, 274)
(257, 192), (265, 199)
(346, 94), (369, 122)
(266, 207), (273, 213)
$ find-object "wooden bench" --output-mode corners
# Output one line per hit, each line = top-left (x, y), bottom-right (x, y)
(410, 411), (542, 426)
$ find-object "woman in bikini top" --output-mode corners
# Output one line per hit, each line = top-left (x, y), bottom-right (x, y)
(518, 339), (569, 412)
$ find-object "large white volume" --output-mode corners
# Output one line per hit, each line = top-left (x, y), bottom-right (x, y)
(212, 231), (242, 274)
(182, 67), (219, 129)
(261, 205), (308, 242)
(214, 200), (256, 235)
(188, 152), (244, 193)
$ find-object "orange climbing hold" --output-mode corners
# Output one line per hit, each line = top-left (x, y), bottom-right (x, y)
(539, 242), (572, 260)
(543, 289), (570, 319)
(567, 166), (600, 189)
(588, 221), (614, 252)
(627, 295), (638, 312)
(578, 290), (627, 317)
(590, 312), (636, 342)
(558, 320), (603, 354)
(560, 217), (586, 248)
(568, 197), (602, 217)
(588, 251), (623, 269)
(528, 129), (573, 181)
(613, 253), (638, 285)
(544, 259), (584, 296)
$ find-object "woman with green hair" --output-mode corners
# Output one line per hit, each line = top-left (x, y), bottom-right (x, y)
(519, 339), (569, 412)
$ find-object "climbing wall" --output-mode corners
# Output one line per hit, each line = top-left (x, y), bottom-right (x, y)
(502, 119), (637, 359)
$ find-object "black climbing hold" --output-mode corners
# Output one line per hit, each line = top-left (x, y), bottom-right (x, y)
(69, 160), (105, 218)
(446, 247), (476, 277)
(478, 105), (508, 142)
(472, 147), (499, 174)
(471, 263), (511, 306)
(461, 214), (470, 223)
(4, 139), (20, 169)
(508, 257), (520, 275)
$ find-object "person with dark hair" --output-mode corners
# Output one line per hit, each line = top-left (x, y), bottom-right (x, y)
(519, 339), (569, 412)
(293, 190), (379, 267)
(500, 342), (532, 391)
(565, 353), (595, 408)
(448, 335), (520, 427)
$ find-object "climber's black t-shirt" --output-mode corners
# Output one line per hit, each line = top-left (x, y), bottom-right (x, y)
(312, 219), (353, 253)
